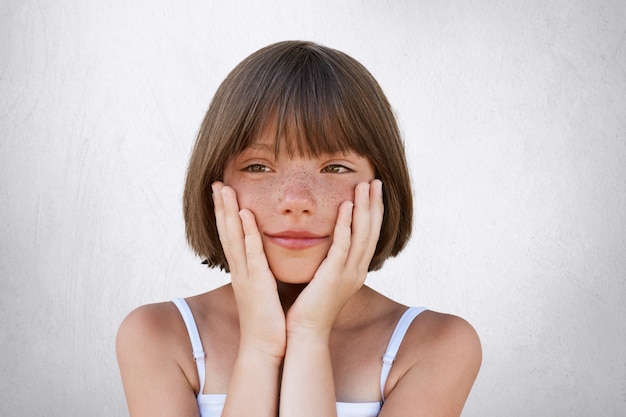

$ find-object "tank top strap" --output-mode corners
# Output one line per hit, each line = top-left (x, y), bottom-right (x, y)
(380, 307), (427, 402)
(172, 298), (206, 395)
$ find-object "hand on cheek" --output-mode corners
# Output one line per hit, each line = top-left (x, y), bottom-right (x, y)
(287, 179), (384, 335)
(212, 181), (286, 358)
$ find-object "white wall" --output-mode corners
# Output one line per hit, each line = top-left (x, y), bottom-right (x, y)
(1, 1), (625, 416)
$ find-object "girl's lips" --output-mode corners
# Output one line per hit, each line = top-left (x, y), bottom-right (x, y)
(265, 231), (329, 250)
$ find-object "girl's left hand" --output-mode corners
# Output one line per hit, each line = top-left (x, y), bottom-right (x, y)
(286, 179), (384, 337)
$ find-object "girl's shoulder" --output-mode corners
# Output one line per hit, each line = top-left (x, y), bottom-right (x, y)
(116, 299), (200, 386)
(117, 300), (187, 350)
(116, 287), (233, 396)
(404, 308), (480, 344)
(403, 309), (481, 362)
(362, 288), (480, 360)
(383, 308), (482, 414)
(116, 286), (233, 358)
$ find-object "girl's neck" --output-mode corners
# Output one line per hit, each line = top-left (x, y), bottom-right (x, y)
(276, 281), (307, 312)
(276, 281), (378, 329)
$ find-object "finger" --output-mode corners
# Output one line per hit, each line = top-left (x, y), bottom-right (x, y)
(239, 209), (272, 279)
(324, 200), (354, 265)
(364, 179), (384, 261)
(212, 182), (227, 244)
(218, 185), (249, 275)
(345, 182), (373, 268)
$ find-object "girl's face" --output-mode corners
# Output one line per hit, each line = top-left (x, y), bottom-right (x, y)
(222, 135), (376, 284)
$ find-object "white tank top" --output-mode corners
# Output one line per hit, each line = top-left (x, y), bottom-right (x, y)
(172, 298), (426, 417)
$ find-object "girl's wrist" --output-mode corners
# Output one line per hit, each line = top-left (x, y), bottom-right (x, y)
(238, 339), (286, 365)
(285, 321), (332, 344)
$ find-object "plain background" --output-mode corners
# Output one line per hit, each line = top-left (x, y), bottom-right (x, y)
(1, 1), (625, 416)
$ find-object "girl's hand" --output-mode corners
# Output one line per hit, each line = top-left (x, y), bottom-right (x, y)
(286, 179), (384, 337)
(212, 182), (287, 359)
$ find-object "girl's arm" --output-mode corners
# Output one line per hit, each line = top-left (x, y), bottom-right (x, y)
(116, 303), (201, 417)
(213, 183), (286, 417)
(280, 181), (384, 417)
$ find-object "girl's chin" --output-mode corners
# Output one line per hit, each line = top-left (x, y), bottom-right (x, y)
(267, 259), (321, 285)
(274, 275), (314, 285)
(271, 267), (315, 284)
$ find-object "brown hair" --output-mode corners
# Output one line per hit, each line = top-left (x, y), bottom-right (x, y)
(183, 40), (412, 271)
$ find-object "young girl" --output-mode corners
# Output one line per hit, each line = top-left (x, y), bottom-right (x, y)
(116, 40), (481, 417)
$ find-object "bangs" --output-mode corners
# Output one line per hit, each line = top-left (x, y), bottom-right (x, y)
(228, 42), (375, 159)
(264, 63), (360, 157)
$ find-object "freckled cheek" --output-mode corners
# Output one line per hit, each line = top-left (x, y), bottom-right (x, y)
(229, 183), (267, 213)
(324, 182), (355, 203)
(318, 182), (358, 223)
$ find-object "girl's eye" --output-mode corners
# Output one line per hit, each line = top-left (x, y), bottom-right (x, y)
(322, 164), (351, 174)
(244, 164), (270, 173)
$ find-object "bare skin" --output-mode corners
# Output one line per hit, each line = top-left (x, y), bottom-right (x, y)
(116, 140), (482, 417)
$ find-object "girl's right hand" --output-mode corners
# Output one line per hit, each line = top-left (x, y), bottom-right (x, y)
(212, 182), (287, 360)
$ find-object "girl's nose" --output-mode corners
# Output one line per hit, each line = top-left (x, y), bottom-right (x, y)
(276, 176), (316, 216)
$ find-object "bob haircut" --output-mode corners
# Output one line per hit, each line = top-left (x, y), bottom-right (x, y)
(184, 40), (412, 272)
